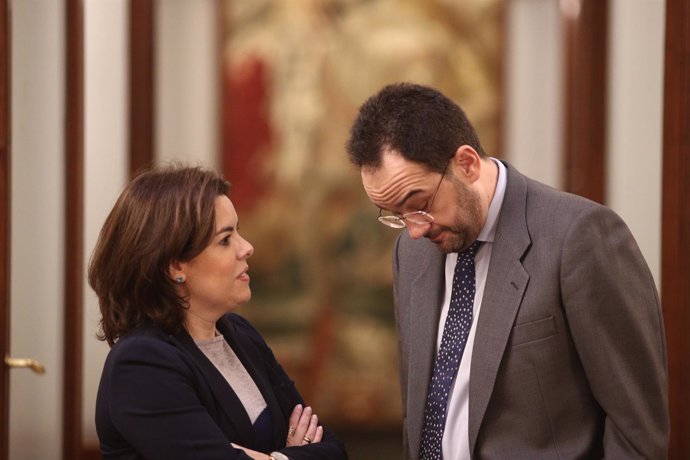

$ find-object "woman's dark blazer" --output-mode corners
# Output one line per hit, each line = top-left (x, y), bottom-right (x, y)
(96, 313), (347, 460)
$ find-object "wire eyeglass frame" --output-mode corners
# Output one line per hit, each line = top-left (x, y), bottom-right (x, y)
(377, 161), (449, 229)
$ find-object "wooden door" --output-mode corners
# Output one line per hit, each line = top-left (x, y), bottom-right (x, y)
(2, 1), (70, 458)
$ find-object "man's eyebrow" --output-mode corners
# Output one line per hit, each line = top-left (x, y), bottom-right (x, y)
(394, 189), (423, 209)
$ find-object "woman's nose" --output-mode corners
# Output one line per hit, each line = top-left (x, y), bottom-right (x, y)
(238, 234), (254, 258)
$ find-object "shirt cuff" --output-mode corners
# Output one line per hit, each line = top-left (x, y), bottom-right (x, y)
(269, 452), (290, 460)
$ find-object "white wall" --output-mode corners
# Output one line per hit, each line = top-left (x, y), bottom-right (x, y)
(82, 0), (129, 445)
(156, 0), (219, 168)
(504, 0), (564, 189)
(9, 1), (65, 458)
(504, 0), (664, 286)
(606, 0), (665, 286)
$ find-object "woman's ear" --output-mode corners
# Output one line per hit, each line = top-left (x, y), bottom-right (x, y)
(168, 260), (186, 285)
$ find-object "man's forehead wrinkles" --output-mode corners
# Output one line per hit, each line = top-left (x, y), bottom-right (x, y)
(365, 170), (428, 207)
(367, 179), (406, 201)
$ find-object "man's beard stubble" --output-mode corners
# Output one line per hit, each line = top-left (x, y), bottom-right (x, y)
(433, 178), (483, 254)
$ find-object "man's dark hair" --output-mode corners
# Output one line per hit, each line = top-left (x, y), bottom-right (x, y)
(346, 82), (486, 172)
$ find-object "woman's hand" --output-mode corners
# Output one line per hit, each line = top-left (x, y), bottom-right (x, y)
(230, 443), (270, 459)
(286, 404), (323, 447)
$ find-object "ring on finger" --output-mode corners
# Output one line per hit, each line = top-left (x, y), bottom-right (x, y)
(288, 426), (296, 436)
(303, 436), (312, 444)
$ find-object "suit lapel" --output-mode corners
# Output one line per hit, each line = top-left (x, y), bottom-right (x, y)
(216, 317), (288, 448)
(406, 242), (446, 460)
(170, 330), (258, 447)
(468, 163), (531, 454)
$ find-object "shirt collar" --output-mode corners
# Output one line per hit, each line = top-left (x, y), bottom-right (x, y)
(476, 158), (507, 244)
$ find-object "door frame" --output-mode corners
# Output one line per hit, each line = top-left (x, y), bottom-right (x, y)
(62, 1), (155, 458)
(0, 0), (11, 457)
(62, 0), (84, 458)
(662, 0), (690, 456)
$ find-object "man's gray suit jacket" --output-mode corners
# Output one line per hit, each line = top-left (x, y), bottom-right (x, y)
(392, 162), (668, 459)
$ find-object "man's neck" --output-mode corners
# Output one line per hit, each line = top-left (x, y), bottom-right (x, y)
(479, 157), (499, 213)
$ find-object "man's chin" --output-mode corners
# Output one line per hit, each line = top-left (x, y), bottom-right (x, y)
(429, 234), (464, 254)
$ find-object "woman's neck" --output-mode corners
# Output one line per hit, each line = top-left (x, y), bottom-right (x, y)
(184, 312), (219, 340)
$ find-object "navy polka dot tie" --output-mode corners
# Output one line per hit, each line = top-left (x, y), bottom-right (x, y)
(420, 241), (481, 460)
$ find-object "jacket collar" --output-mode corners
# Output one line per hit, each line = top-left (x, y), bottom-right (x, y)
(467, 162), (531, 454)
(169, 316), (287, 450)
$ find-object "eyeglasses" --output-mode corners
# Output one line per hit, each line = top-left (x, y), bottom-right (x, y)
(377, 162), (448, 229)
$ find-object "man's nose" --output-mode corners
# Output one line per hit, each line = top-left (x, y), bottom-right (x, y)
(407, 222), (430, 240)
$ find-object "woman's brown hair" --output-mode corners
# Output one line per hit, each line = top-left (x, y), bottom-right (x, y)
(88, 164), (229, 345)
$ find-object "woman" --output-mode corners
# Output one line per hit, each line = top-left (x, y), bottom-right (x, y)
(90, 165), (347, 460)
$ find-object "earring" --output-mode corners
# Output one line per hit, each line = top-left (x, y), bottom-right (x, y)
(175, 276), (185, 284)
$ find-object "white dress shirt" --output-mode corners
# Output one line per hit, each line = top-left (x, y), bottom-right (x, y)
(438, 158), (507, 459)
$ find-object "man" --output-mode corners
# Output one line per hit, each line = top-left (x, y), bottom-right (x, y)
(346, 83), (668, 459)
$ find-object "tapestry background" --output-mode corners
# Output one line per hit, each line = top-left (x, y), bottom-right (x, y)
(220, 1), (501, 454)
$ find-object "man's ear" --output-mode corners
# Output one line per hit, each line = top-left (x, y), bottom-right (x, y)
(451, 145), (481, 182)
